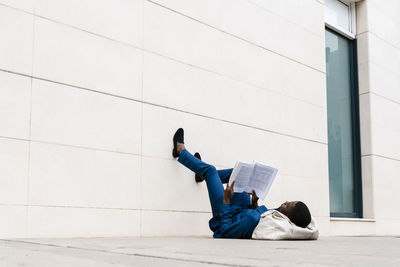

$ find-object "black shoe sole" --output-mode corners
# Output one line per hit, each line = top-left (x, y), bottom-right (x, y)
(194, 152), (205, 183)
(172, 128), (184, 158)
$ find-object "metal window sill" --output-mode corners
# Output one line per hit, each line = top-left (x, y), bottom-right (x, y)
(330, 217), (376, 222)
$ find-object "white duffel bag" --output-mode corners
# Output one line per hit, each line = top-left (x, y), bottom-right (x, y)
(252, 209), (319, 240)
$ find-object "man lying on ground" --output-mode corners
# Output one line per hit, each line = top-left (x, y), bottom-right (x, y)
(172, 128), (312, 239)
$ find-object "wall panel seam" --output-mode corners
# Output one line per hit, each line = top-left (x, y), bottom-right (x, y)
(361, 154), (400, 163)
(145, 0), (325, 73)
(358, 59), (400, 77)
(0, 1), (327, 75)
(358, 30), (400, 51)
(0, 137), (329, 168)
(359, 91), (400, 106)
(2, 11), (328, 109)
(27, 139), (142, 157)
(0, 203), (212, 214)
(140, 0), (145, 237)
(247, 0), (325, 39)
(0, 69), (328, 146)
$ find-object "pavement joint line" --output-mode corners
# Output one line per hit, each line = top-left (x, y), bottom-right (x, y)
(0, 239), (251, 267)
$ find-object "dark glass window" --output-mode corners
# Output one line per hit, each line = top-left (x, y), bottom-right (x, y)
(325, 28), (362, 218)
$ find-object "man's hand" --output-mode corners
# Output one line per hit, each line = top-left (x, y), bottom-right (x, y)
(250, 189), (259, 208)
(223, 181), (235, 204)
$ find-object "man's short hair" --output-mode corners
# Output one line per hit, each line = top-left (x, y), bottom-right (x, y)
(288, 201), (311, 228)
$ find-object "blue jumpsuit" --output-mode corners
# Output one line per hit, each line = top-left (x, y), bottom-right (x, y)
(178, 149), (269, 238)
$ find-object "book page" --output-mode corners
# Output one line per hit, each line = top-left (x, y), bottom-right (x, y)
(228, 161), (254, 193)
(248, 162), (278, 200)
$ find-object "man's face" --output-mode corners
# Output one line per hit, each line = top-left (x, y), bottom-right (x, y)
(278, 201), (298, 216)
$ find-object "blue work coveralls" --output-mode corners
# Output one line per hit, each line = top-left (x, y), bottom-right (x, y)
(178, 149), (269, 238)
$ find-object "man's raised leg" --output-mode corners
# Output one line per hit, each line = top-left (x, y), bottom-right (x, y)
(217, 169), (233, 184)
(194, 152), (232, 184)
(178, 149), (224, 217)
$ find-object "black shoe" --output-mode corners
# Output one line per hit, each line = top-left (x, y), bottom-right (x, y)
(172, 128), (184, 158)
(194, 152), (205, 183)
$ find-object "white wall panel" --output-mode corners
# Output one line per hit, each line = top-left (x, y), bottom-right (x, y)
(368, 33), (400, 75)
(27, 206), (141, 237)
(220, 0), (280, 52)
(141, 104), (223, 165)
(218, 77), (283, 134)
(280, 0), (325, 38)
(281, 60), (327, 108)
(368, 63), (400, 103)
(33, 17), (142, 99)
(143, 1), (221, 73)
(0, 205), (27, 238)
(149, 0), (221, 28)
(329, 220), (376, 236)
(218, 122), (282, 170)
(373, 188), (400, 220)
(35, 0), (143, 47)
(247, 0), (280, 17)
(31, 79), (142, 154)
(0, 0), (34, 12)
(369, 155), (400, 190)
(143, 51), (223, 119)
(279, 19), (325, 72)
(29, 142), (141, 209)
(279, 135), (329, 181)
(0, 71), (31, 139)
(360, 123), (372, 156)
(376, 219), (400, 236)
(281, 97), (327, 143)
(0, 5), (33, 75)
(249, 0), (324, 38)
(357, 62), (369, 94)
(0, 138), (29, 205)
(281, 175), (330, 218)
(369, 94), (400, 132)
(360, 1), (400, 48)
(369, 125), (400, 160)
(141, 156), (210, 212)
(358, 0), (400, 228)
(357, 32), (369, 65)
(141, 210), (211, 236)
(220, 33), (283, 92)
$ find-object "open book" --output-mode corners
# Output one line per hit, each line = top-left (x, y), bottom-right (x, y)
(228, 161), (278, 200)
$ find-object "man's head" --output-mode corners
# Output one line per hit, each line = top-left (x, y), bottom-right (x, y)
(278, 201), (311, 228)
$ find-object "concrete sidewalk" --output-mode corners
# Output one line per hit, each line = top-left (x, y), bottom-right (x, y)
(1, 236), (399, 266)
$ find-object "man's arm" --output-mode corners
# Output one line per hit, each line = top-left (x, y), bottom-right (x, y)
(219, 182), (258, 238)
(220, 181), (244, 237)
(250, 189), (259, 209)
(219, 203), (260, 238)
(223, 181), (235, 205)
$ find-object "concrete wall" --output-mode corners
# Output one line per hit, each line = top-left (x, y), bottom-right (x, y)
(327, 0), (400, 236)
(355, 0), (400, 235)
(0, 0), (397, 238)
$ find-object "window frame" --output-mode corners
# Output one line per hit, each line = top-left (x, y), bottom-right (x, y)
(325, 0), (357, 40)
(324, 0), (363, 218)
